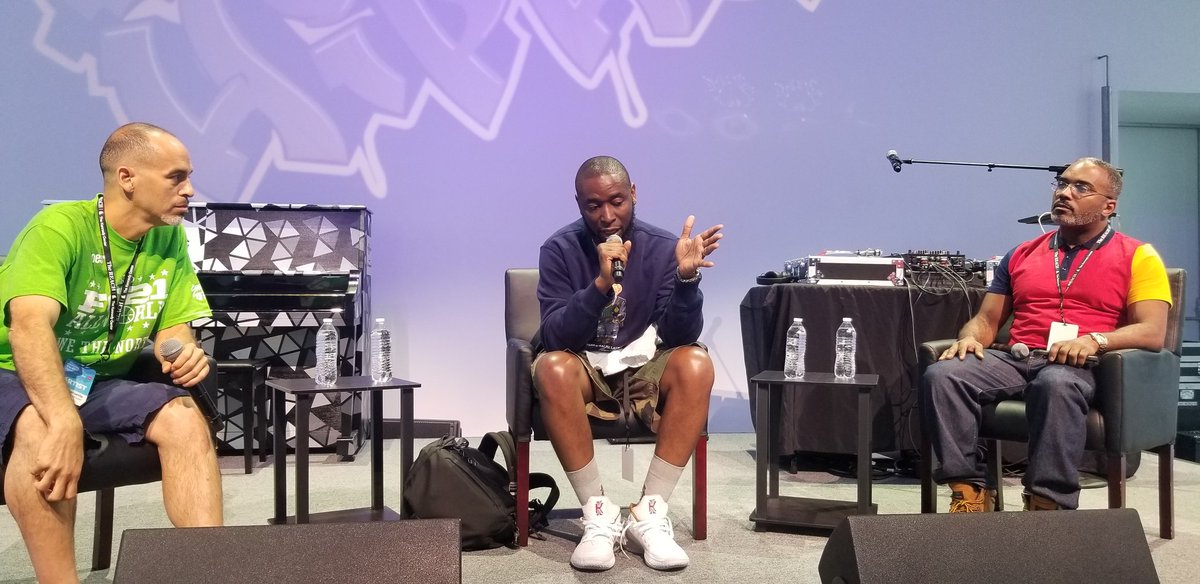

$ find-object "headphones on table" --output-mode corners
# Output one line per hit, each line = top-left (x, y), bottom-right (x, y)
(756, 271), (793, 285)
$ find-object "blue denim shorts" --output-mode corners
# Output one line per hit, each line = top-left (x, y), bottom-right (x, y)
(0, 367), (188, 461)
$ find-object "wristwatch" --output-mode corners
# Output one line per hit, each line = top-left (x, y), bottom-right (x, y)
(1088, 332), (1109, 353)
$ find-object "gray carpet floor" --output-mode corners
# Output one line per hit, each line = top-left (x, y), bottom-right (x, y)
(2, 433), (1198, 583)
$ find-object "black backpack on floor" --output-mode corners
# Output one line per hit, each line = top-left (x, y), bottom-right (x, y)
(404, 431), (559, 550)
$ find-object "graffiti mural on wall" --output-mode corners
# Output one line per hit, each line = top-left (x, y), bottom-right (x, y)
(31, 0), (820, 201)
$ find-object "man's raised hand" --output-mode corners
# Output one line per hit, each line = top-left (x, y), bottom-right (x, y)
(676, 215), (723, 279)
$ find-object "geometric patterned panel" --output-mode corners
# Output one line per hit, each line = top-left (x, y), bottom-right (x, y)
(187, 203), (372, 454)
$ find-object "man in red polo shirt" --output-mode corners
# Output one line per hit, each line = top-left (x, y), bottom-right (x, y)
(920, 157), (1171, 512)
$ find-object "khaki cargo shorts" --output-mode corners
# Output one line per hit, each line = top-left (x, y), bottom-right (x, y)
(532, 343), (703, 433)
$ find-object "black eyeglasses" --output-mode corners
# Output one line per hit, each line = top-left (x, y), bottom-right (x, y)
(1052, 179), (1112, 199)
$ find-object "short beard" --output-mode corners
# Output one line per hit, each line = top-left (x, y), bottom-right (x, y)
(159, 214), (184, 227)
(1051, 208), (1106, 227)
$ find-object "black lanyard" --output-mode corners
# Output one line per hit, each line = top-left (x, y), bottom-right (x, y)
(95, 195), (144, 362)
(1052, 224), (1111, 324)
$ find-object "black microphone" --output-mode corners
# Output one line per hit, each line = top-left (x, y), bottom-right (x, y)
(160, 338), (184, 362)
(887, 150), (903, 173)
(159, 338), (219, 428)
(606, 234), (624, 283)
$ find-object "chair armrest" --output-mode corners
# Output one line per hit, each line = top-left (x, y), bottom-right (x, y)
(1095, 348), (1181, 453)
(919, 339), (955, 371)
(506, 338), (536, 441)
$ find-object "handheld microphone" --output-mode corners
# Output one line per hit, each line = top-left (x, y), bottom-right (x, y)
(887, 150), (903, 173)
(606, 234), (625, 283)
(159, 338), (220, 429)
(1010, 342), (1030, 359)
(160, 338), (184, 362)
(1011, 341), (1098, 365)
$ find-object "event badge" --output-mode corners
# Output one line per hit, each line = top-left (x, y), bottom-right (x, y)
(1047, 321), (1080, 348)
(622, 445), (635, 483)
(65, 359), (97, 406)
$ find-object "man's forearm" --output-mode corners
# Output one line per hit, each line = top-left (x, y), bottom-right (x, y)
(10, 324), (79, 428)
(1103, 322), (1167, 352)
(957, 316), (998, 348)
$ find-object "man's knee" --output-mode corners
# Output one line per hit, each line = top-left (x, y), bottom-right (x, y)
(1027, 367), (1092, 408)
(147, 397), (212, 448)
(9, 405), (48, 454)
(533, 351), (589, 401)
(662, 346), (714, 392)
(922, 359), (959, 389)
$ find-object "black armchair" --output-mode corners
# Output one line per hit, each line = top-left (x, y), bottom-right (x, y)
(0, 348), (218, 570)
(918, 268), (1185, 539)
(505, 268), (707, 546)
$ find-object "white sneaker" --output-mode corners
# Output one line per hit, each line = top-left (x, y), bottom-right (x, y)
(622, 494), (689, 570)
(570, 496), (623, 571)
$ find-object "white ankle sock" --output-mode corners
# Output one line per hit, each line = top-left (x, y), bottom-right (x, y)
(641, 455), (685, 502)
(566, 458), (604, 504)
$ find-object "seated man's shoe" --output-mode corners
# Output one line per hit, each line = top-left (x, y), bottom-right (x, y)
(622, 494), (689, 570)
(1022, 492), (1062, 511)
(948, 482), (996, 513)
(571, 496), (623, 571)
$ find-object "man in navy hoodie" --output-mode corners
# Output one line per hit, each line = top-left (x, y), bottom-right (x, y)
(534, 156), (723, 572)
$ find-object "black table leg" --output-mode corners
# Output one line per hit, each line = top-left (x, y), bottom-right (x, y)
(272, 388), (286, 523)
(256, 369), (269, 463)
(371, 391), (383, 510)
(400, 387), (414, 518)
(242, 370), (253, 475)
(768, 382), (782, 498)
(754, 382), (769, 519)
(296, 394), (311, 523)
(857, 385), (872, 513)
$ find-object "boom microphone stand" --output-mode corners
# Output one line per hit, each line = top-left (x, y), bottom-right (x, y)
(886, 150), (1070, 175)
(885, 150), (1123, 226)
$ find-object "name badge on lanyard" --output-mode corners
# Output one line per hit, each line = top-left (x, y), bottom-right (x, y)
(1048, 224), (1110, 348)
(65, 359), (97, 406)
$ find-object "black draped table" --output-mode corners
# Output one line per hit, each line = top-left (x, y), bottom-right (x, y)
(740, 283), (986, 455)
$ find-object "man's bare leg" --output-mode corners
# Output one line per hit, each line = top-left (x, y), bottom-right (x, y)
(654, 346), (714, 466)
(5, 407), (80, 584)
(144, 397), (223, 526)
(533, 351), (598, 472)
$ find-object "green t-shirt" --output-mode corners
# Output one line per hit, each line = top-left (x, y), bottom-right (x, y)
(0, 195), (212, 377)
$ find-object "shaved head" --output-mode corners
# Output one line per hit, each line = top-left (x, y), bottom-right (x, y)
(575, 156), (631, 198)
(99, 122), (177, 180)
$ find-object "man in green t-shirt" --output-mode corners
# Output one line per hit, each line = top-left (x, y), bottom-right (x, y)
(0, 123), (221, 582)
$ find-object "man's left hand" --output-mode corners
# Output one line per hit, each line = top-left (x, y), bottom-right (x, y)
(676, 215), (723, 279)
(161, 343), (210, 387)
(1047, 336), (1100, 367)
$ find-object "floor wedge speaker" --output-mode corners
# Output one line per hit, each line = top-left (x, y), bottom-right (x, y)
(819, 509), (1157, 584)
(114, 519), (461, 583)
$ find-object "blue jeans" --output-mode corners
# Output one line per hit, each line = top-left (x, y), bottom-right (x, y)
(920, 348), (1096, 508)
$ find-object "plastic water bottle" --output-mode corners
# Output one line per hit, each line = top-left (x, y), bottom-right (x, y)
(315, 318), (339, 387)
(783, 317), (807, 379)
(370, 317), (392, 383)
(834, 317), (857, 379)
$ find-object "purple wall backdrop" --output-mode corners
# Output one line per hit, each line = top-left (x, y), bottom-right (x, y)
(3, 1), (1200, 435)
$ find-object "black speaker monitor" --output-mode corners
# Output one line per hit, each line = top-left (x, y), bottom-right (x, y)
(819, 510), (1157, 584)
(114, 519), (461, 583)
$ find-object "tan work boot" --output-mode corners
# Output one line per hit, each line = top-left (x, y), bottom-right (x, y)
(948, 482), (996, 513)
(1022, 492), (1061, 511)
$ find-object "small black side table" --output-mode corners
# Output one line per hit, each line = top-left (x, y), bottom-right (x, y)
(266, 376), (420, 525)
(749, 370), (880, 531)
(216, 359), (270, 474)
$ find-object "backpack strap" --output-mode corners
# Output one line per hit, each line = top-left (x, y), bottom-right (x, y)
(478, 431), (517, 483)
(527, 472), (560, 530)
(478, 431), (560, 531)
